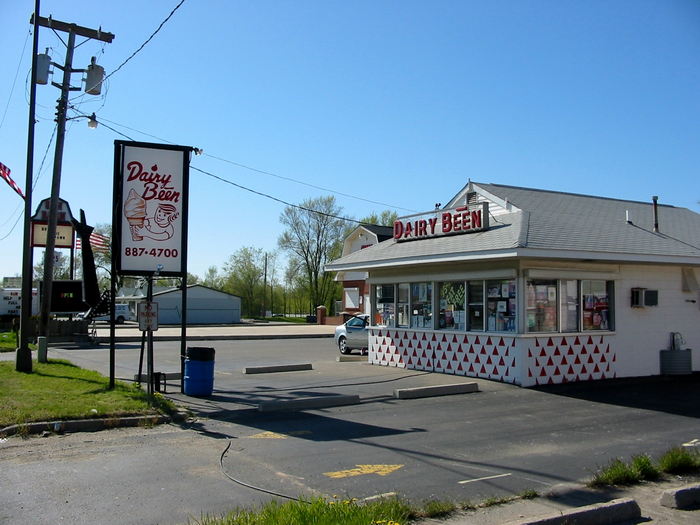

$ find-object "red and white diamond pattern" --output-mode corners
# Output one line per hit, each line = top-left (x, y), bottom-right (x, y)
(369, 329), (518, 384)
(369, 330), (616, 387)
(524, 334), (615, 387)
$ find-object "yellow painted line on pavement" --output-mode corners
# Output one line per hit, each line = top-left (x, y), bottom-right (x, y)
(324, 464), (403, 479)
(458, 473), (511, 484)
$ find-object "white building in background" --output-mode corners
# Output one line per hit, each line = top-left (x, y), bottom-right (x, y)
(326, 181), (700, 386)
(119, 284), (241, 325)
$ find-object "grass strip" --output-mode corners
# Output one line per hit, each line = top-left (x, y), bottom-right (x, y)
(188, 489), (542, 525)
(0, 330), (35, 353)
(589, 447), (700, 487)
(0, 358), (174, 428)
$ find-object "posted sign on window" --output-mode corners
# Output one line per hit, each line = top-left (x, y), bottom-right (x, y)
(114, 141), (190, 276)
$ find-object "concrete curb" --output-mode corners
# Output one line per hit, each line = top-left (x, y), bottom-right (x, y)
(257, 394), (361, 412)
(502, 497), (641, 525)
(242, 363), (313, 374)
(660, 482), (700, 509)
(0, 413), (181, 437)
(394, 382), (479, 399)
(337, 355), (368, 362)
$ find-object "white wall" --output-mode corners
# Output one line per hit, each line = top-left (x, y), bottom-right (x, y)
(614, 265), (699, 376)
(154, 286), (241, 324)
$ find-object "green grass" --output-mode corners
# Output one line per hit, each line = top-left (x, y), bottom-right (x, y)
(189, 497), (414, 525)
(0, 359), (174, 428)
(187, 490), (544, 525)
(589, 448), (700, 487)
(658, 447), (700, 474)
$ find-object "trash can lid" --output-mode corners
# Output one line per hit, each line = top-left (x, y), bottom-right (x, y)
(185, 346), (215, 361)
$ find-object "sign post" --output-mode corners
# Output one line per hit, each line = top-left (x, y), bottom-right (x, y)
(112, 141), (191, 391)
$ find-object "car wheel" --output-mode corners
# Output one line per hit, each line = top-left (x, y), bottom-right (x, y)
(338, 336), (351, 355)
(116, 315), (125, 324)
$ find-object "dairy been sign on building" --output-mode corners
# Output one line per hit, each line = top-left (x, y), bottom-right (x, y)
(114, 141), (191, 276)
(393, 202), (489, 242)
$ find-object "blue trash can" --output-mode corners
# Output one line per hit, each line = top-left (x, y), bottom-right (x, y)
(183, 347), (215, 396)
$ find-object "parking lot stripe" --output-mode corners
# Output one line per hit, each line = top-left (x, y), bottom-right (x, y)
(458, 473), (511, 484)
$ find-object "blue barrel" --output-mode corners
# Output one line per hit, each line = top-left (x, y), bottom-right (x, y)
(183, 347), (215, 396)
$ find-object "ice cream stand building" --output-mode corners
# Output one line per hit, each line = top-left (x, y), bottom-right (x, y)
(326, 182), (700, 386)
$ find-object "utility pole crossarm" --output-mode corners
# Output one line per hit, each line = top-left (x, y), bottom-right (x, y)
(30, 14), (115, 43)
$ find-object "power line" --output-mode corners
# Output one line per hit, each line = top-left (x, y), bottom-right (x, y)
(0, 29), (31, 131)
(70, 0), (186, 106)
(191, 165), (365, 225)
(80, 113), (415, 213)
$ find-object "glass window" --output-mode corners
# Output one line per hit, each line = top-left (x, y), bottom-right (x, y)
(526, 280), (558, 332)
(486, 279), (517, 332)
(467, 280), (484, 331)
(374, 284), (395, 327)
(559, 280), (579, 332)
(438, 281), (465, 330)
(410, 282), (433, 329)
(397, 283), (410, 328)
(582, 280), (612, 331)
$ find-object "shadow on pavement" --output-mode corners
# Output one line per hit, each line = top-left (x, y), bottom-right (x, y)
(534, 374), (700, 418)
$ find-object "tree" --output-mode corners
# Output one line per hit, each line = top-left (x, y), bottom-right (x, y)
(278, 196), (348, 313)
(201, 265), (224, 290)
(360, 209), (398, 226)
(222, 246), (267, 316)
(33, 250), (70, 281)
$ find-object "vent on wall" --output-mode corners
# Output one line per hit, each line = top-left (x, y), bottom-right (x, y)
(631, 288), (658, 307)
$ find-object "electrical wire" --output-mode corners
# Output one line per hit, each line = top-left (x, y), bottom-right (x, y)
(0, 29), (31, 131)
(0, 123), (57, 239)
(219, 441), (308, 502)
(74, 112), (412, 216)
(191, 165), (366, 225)
(70, 0), (187, 106)
(203, 153), (417, 213)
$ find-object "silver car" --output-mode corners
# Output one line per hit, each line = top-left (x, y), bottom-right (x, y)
(334, 314), (369, 355)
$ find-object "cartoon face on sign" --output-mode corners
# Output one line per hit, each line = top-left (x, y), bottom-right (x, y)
(124, 189), (179, 241)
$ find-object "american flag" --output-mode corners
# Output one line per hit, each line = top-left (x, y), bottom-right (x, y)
(0, 161), (24, 200)
(76, 232), (110, 253)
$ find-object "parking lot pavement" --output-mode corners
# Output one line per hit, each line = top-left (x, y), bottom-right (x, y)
(4, 336), (700, 525)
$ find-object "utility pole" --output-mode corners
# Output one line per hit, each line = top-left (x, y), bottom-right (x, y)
(31, 15), (114, 339)
(16, 0), (42, 373)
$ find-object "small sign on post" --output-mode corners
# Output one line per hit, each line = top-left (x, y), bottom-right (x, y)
(138, 301), (159, 332)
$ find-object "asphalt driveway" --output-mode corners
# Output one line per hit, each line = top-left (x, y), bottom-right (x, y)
(2, 337), (699, 525)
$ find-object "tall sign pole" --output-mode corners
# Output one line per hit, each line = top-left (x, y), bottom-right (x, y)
(113, 141), (191, 391)
(16, 0), (42, 372)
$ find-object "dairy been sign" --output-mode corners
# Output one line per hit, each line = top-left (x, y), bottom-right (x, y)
(114, 141), (190, 276)
(393, 202), (489, 242)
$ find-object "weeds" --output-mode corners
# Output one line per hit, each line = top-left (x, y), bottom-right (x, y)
(589, 447), (700, 487)
(658, 447), (700, 474)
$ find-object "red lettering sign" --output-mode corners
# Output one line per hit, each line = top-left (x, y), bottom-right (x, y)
(394, 203), (489, 242)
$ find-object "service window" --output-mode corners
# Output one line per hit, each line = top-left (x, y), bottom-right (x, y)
(486, 279), (516, 332)
(467, 280), (484, 331)
(397, 283), (410, 328)
(410, 282), (433, 329)
(526, 280), (558, 332)
(582, 280), (612, 331)
(438, 281), (466, 330)
(374, 284), (395, 327)
(559, 280), (579, 332)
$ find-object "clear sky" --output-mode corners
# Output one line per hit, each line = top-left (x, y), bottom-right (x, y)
(1, 0), (699, 280)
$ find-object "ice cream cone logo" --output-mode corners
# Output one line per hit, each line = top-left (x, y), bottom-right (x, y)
(124, 189), (147, 241)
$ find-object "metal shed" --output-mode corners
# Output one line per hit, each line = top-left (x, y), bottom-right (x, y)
(153, 284), (241, 324)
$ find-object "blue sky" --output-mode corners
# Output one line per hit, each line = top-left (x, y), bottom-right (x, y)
(1, 0), (699, 280)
